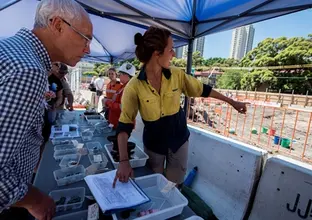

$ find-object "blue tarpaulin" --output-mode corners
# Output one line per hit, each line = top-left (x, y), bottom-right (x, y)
(0, 0), (312, 63)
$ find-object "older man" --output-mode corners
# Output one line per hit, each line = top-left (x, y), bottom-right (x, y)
(0, 0), (92, 220)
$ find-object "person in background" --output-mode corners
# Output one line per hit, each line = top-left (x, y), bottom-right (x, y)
(0, 0), (92, 219)
(54, 63), (74, 111)
(88, 75), (97, 92)
(101, 67), (122, 119)
(60, 76), (74, 111)
(94, 74), (105, 108)
(105, 63), (136, 129)
(47, 62), (65, 123)
(113, 26), (247, 188)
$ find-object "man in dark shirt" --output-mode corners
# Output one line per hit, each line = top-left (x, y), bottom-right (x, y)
(42, 63), (65, 144)
(48, 62), (66, 110)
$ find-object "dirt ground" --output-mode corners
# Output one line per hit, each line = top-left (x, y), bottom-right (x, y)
(188, 102), (312, 163)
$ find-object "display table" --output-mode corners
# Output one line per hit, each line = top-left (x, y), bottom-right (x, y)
(33, 111), (195, 219)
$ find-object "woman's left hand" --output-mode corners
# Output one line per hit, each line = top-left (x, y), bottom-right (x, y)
(231, 100), (248, 114)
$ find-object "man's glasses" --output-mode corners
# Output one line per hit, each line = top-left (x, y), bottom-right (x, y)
(50, 17), (92, 48)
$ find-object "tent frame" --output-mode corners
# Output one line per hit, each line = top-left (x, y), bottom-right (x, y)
(0, 0), (20, 11)
(3, 0), (312, 113)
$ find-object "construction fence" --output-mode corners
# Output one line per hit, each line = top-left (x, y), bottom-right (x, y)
(186, 96), (312, 163)
(215, 89), (312, 107)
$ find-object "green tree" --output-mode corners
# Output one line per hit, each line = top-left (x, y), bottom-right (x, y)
(240, 69), (277, 91)
(216, 69), (246, 89)
(82, 71), (98, 76)
(272, 69), (312, 94)
(93, 63), (109, 74)
(172, 57), (187, 67)
(241, 36), (312, 67)
(192, 51), (204, 67)
(202, 57), (239, 67)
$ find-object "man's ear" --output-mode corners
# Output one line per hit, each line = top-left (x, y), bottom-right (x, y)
(49, 17), (63, 34)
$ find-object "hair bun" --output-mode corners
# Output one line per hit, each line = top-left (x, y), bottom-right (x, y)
(134, 33), (143, 45)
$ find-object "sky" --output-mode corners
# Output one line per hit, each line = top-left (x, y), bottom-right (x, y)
(203, 9), (312, 59)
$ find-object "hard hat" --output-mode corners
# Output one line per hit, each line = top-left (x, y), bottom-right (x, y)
(118, 63), (136, 77)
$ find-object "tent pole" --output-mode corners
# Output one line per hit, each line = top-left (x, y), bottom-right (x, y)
(183, 0), (197, 116)
(183, 38), (194, 115)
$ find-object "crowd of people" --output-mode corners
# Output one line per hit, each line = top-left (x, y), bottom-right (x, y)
(0, 0), (247, 219)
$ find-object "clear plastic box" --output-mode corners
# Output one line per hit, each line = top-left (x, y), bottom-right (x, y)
(53, 165), (86, 186)
(51, 138), (73, 146)
(85, 114), (105, 125)
(88, 152), (108, 170)
(54, 149), (78, 162)
(81, 130), (93, 141)
(52, 210), (88, 220)
(57, 111), (77, 124)
(59, 154), (81, 169)
(104, 143), (149, 169)
(112, 174), (188, 220)
(94, 122), (112, 135)
(79, 125), (96, 133)
(85, 142), (103, 154)
(49, 187), (85, 212)
(54, 144), (76, 152)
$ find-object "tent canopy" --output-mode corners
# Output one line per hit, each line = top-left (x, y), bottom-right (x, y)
(1, 0), (312, 63)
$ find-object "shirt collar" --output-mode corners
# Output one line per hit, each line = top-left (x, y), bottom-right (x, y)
(137, 65), (171, 81)
(16, 28), (52, 71)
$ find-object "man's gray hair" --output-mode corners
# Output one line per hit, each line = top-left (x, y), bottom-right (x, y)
(34, 0), (89, 28)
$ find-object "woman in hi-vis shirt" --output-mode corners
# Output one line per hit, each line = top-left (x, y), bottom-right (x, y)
(113, 26), (248, 187)
(101, 67), (122, 119)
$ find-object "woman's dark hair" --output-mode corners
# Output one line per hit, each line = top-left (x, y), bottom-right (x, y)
(134, 26), (171, 63)
(108, 67), (116, 72)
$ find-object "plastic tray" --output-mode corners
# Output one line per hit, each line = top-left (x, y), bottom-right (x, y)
(51, 138), (73, 146)
(88, 152), (108, 170)
(112, 174), (188, 220)
(184, 216), (204, 220)
(52, 210), (88, 220)
(79, 125), (96, 133)
(85, 142), (103, 154)
(49, 187), (85, 212)
(54, 149), (78, 162)
(54, 144), (76, 152)
(81, 130), (93, 141)
(59, 154), (81, 169)
(85, 114), (105, 125)
(85, 114), (104, 120)
(53, 165), (86, 186)
(94, 122), (112, 134)
(104, 143), (149, 169)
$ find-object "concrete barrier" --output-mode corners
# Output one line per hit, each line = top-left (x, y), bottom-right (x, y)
(249, 155), (312, 220)
(187, 125), (268, 220)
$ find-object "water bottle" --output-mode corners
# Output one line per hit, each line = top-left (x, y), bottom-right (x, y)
(184, 166), (198, 187)
(51, 83), (57, 92)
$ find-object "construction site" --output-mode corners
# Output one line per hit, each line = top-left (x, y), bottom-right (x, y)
(187, 90), (312, 163)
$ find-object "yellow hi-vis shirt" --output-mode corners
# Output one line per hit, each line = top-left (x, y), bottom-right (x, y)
(116, 66), (212, 155)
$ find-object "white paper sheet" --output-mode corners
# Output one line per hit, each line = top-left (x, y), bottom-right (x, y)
(50, 124), (80, 139)
(84, 170), (149, 213)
